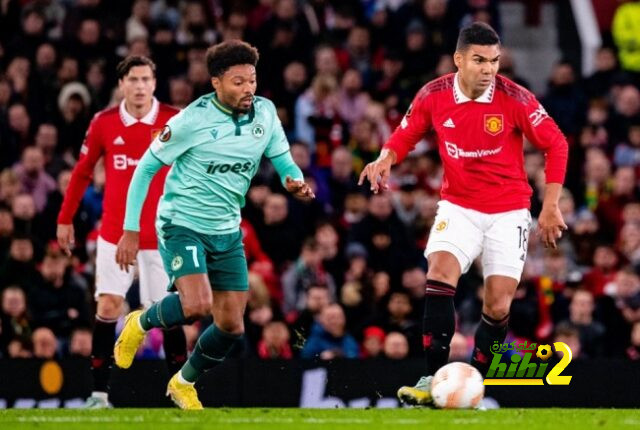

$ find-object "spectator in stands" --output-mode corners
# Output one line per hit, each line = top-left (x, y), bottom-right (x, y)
(542, 61), (587, 137)
(282, 238), (336, 314)
(376, 291), (422, 356)
(610, 267), (640, 325)
(361, 325), (385, 358)
(583, 244), (620, 298)
(290, 284), (331, 352)
(32, 326), (58, 359)
(596, 166), (637, 242)
(337, 69), (370, 127)
(28, 244), (90, 338)
(553, 321), (583, 359)
(301, 304), (359, 359)
(325, 147), (359, 215)
(613, 119), (640, 168)
(0, 234), (39, 291)
(255, 193), (302, 270)
(5, 104), (33, 167)
(34, 123), (66, 178)
(610, 85), (640, 144)
(0, 286), (32, 357)
(55, 82), (91, 156)
(258, 321), (293, 359)
(562, 289), (606, 357)
(383, 331), (409, 360)
(68, 327), (92, 357)
(349, 193), (414, 282)
(13, 146), (56, 213)
(585, 46), (619, 98)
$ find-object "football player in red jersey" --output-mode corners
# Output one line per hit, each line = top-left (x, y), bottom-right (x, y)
(359, 23), (569, 406)
(56, 56), (186, 408)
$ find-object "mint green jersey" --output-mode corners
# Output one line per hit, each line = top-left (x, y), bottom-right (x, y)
(149, 93), (290, 235)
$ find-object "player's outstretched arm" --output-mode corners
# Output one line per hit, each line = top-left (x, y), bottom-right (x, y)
(537, 182), (568, 249)
(358, 148), (397, 194)
(116, 149), (164, 272)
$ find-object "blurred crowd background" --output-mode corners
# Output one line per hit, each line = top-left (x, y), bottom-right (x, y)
(1, 0), (640, 365)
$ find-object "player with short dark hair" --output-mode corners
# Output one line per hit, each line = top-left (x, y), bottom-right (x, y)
(57, 56), (186, 409)
(114, 40), (314, 409)
(359, 22), (569, 406)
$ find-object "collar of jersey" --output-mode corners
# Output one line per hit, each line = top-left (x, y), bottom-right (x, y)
(453, 72), (495, 104)
(211, 93), (235, 115)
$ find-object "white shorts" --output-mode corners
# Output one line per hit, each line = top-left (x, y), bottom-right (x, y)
(95, 236), (171, 308)
(425, 200), (532, 282)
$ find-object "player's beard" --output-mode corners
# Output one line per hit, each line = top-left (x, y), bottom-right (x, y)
(235, 96), (253, 113)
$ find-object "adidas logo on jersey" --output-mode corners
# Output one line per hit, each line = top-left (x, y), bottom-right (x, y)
(443, 118), (455, 128)
(113, 136), (125, 145)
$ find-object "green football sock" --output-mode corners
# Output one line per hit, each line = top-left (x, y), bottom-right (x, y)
(180, 324), (241, 383)
(140, 294), (187, 330)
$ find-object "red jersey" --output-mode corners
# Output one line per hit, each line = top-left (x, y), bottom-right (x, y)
(384, 73), (568, 213)
(58, 98), (178, 249)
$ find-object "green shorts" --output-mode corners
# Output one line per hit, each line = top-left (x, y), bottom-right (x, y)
(158, 221), (248, 292)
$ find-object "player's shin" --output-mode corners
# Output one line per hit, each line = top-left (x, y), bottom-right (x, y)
(163, 326), (188, 375)
(91, 315), (118, 394)
(141, 293), (189, 330)
(471, 312), (509, 377)
(179, 324), (241, 383)
(423, 280), (457, 376)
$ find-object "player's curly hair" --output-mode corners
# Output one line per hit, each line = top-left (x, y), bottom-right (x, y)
(116, 56), (156, 79)
(456, 22), (500, 52)
(206, 40), (259, 78)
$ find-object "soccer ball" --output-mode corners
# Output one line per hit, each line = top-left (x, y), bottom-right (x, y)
(430, 362), (484, 409)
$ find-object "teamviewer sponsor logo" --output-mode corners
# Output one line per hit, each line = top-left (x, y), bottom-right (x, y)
(113, 154), (140, 170)
(445, 141), (503, 159)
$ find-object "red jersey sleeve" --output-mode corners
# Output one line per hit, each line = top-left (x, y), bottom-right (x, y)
(57, 114), (104, 224)
(383, 88), (433, 163)
(517, 95), (568, 184)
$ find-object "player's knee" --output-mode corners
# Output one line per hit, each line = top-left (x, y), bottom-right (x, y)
(96, 294), (123, 319)
(483, 302), (510, 322)
(182, 301), (210, 319)
(217, 320), (244, 336)
(426, 267), (457, 286)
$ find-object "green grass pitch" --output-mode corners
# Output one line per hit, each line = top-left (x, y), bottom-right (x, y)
(2, 408), (639, 430)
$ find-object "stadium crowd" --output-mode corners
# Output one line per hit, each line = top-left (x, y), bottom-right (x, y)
(1, 0), (640, 364)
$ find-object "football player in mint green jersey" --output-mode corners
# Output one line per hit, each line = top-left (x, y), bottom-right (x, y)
(113, 40), (314, 410)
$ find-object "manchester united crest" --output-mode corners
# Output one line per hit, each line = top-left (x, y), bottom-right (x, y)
(435, 219), (448, 232)
(484, 114), (503, 136)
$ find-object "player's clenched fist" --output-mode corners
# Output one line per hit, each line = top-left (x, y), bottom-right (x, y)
(115, 230), (140, 272)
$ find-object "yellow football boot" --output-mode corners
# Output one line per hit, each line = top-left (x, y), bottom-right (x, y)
(166, 372), (203, 410)
(114, 310), (146, 369)
(397, 376), (434, 406)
